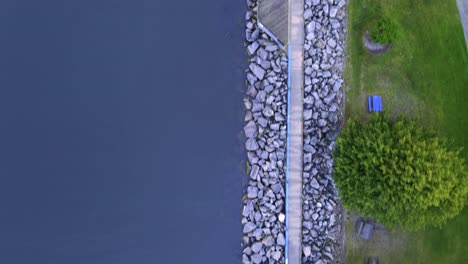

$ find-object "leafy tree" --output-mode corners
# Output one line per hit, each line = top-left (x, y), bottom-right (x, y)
(333, 114), (468, 231)
(370, 17), (399, 44)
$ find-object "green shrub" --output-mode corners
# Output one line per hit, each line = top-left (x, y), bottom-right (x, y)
(333, 114), (468, 231)
(370, 17), (399, 44)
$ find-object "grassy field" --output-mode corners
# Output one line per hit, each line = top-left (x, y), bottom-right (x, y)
(344, 0), (468, 262)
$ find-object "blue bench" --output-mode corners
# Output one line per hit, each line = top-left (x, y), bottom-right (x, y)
(368, 95), (383, 112)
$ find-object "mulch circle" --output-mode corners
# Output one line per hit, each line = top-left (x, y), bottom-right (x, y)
(363, 31), (393, 54)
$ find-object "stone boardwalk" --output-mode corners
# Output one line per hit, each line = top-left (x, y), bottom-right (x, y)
(286, 0), (304, 263)
(457, 0), (468, 49)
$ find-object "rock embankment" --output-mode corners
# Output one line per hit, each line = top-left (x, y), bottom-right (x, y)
(241, 0), (288, 263)
(301, 0), (347, 263)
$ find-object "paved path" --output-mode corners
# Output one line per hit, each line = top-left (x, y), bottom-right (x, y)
(457, 0), (468, 49)
(286, 0), (304, 262)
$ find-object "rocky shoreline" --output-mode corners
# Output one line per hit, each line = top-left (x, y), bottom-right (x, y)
(301, 0), (347, 263)
(241, 0), (289, 263)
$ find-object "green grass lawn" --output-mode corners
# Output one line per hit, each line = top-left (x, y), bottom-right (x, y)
(344, 0), (468, 262)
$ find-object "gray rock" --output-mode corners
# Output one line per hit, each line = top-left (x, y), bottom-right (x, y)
(248, 42), (259, 55)
(304, 109), (313, 120)
(306, 21), (315, 34)
(249, 63), (266, 80)
(251, 254), (262, 264)
(329, 113), (338, 124)
(312, 213), (319, 221)
(270, 123), (280, 130)
(303, 245), (312, 257)
(310, 229), (318, 238)
(253, 228), (263, 239)
(258, 117), (268, 128)
(242, 205), (250, 217)
(311, 178), (320, 189)
(264, 84), (274, 93)
(303, 221), (313, 230)
(318, 119), (327, 127)
(324, 252), (334, 261)
(330, 6), (339, 18)
(277, 233), (285, 246)
(324, 93), (335, 105)
(304, 144), (316, 154)
(312, 0), (320, 5)
(245, 10), (253, 20)
(304, 9), (313, 20)
(252, 101), (262, 112)
(243, 222), (256, 233)
(263, 106), (274, 117)
(250, 28), (259, 41)
(271, 183), (282, 193)
(262, 235), (275, 247)
(320, 63), (332, 70)
(327, 38), (337, 48)
(242, 254), (250, 264)
(250, 165), (260, 180)
(256, 90), (266, 102)
(244, 121), (257, 138)
(251, 242), (262, 253)
(265, 44), (278, 52)
(247, 186), (258, 198)
(243, 246), (252, 255)
(304, 152), (312, 164)
(323, 4), (329, 15)
(246, 138), (259, 151)
(275, 112), (285, 121)
(272, 251), (281, 261)
(247, 73), (257, 86)
(257, 48), (268, 60)
(304, 96), (315, 105)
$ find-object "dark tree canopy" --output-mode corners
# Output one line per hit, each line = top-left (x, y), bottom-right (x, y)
(333, 114), (468, 231)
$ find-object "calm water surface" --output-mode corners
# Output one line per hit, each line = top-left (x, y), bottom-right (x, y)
(0, 0), (246, 263)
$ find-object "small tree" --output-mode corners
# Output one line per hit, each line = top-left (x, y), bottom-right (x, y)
(333, 114), (468, 231)
(370, 17), (399, 44)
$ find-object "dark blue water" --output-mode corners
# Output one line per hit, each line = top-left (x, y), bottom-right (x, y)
(0, 0), (245, 263)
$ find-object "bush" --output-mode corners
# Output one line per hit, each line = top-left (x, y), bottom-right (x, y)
(333, 114), (468, 231)
(370, 17), (399, 44)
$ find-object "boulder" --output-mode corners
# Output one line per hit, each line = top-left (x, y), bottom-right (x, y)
(251, 242), (262, 253)
(248, 41), (259, 55)
(246, 138), (259, 151)
(277, 233), (285, 246)
(304, 109), (313, 120)
(249, 63), (266, 80)
(251, 254), (262, 264)
(263, 106), (274, 117)
(247, 186), (258, 198)
(243, 222), (256, 233)
(257, 48), (268, 60)
(278, 213), (285, 223)
(303, 245), (312, 257)
(262, 235), (275, 247)
(272, 251), (282, 261)
(244, 121), (258, 138)
(250, 165), (260, 180)
(304, 9), (313, 20)
(311, 178), (320, 189)
(330, 6), (339, 18)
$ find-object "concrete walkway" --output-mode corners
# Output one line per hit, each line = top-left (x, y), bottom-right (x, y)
(286, 0), (304, 263)
(457, 0), (468, 49)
